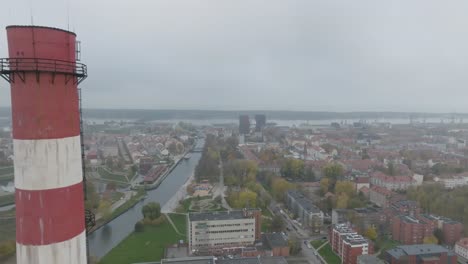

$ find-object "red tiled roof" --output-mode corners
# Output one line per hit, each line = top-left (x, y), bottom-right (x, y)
(342, 159), (378, 171)
(355, 176), (370, 184)
(371, 172), (414, 183)
(359, 186), (370, 194)
(370, 185), (394, 196)
(457, 238), (468, 249)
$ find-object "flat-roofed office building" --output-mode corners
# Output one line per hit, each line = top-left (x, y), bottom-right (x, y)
(188, 209), (261, 255)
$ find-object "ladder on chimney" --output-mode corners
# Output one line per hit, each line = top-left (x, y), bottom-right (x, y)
(79, 87), (95, 262)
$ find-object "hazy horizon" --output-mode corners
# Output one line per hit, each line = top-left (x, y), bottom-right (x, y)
(2, 1), (468, 112)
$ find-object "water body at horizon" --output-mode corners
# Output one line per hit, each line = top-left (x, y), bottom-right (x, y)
(88, 140), (203, 259)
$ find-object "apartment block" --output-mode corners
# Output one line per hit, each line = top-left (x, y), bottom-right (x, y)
(286, 190), (324, 231)
(391, 215), (433, 245)
(329, 224), (373, 264)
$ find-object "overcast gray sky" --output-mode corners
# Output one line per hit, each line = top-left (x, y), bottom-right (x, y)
(1, 0), (468, 112)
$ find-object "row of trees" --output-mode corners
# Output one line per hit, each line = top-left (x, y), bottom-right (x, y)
(407, 184), (468, 234)
(224, 160), (257, 187)
(194, 135), (220, 183)
(280, 159), (315, 181)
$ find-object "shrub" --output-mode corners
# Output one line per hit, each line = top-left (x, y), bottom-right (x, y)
(134, 221), (145, 232)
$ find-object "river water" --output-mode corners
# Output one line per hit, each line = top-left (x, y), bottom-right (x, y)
(88, 140), (203, 259)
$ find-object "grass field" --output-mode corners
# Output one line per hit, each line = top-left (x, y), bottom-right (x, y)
(376, 237), (399, 258)
(99, 215), (184, 264)
(311, 239), (326, 249)
(98, 167), (128, 183)
(94, 190), (146, 231)
(318, 243), (341, 264)
(168, 213), (187, 236)
(0, 194), (14, 207)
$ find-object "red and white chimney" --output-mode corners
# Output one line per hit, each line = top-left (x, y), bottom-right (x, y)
(1, 25), (88, 263)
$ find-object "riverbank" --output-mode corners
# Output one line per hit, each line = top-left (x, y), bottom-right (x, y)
(90, 189), (146, 234)
(161, 170), (194, 213)
(98, 214), (186, 264)
(87, 142), (203, 259)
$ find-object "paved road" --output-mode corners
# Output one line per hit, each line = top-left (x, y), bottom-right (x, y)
(301, 240), (324, 264)
(215, 158), (231, 210)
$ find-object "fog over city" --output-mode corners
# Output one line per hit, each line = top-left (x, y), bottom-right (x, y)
(1, 0), (468, 112)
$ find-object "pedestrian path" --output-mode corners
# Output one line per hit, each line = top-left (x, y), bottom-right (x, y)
(165, 213), (185, 236)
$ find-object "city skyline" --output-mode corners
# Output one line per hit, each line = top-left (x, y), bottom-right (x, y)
(2, 1), (468, 112)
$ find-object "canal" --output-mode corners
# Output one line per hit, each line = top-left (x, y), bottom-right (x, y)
(88, 140), (203, 259)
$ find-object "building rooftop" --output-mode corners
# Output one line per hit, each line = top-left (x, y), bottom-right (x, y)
(159, 256), (215, 264)
(217, 258), (260, 264)
(333, 223), (356, 235)
(262, 233), (288, 248)
(387, 244), (455, 259)
(189, 209), (259, 222)
(357, 255), (384, 264)
(287, 190), (322, 214)
(342, 234), (369, 246)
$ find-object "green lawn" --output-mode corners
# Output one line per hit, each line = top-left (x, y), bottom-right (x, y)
(98, 167), (128, 183)
(94, 190), (146, 231)
(99, 216), (184, 264)
(168, 213), (187, 236)
(376, 236), (399, 258)
(318, 243), (341, 264)
(311, 239), (326, 249)
(0, 194), (14, 207)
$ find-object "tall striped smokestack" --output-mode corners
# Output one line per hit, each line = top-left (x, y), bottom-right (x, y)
(1, 25), (88, 264)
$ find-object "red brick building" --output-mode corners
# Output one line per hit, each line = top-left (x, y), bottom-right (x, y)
(241, 233), (289, 258)
(392, 215), (433, 245)
(442, 220), (464, 246)
(330, 224), (373, 264)
(392, 213), (464, 246)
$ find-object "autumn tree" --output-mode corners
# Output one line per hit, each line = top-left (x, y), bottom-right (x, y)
(323, 163), (344, 180)
(281, 159), (305, 180)
(224, 160), (257, 187)
(364, 226), (378, 241)
(142, 202), (161, 220)
(320, 178), (330, 194)
(271, 177), (295, 201)
(98, 200), (112, 219)
(423, 235), (438, 244)
(195, 135), (220, 183)
(228, 190), (257, 208)
(289, 235), (302, 255)
(271, 215), (285, 232)
(85, 181), (100, 210)
(336, 193), (349, 209)
(323, 163), (343, 190)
